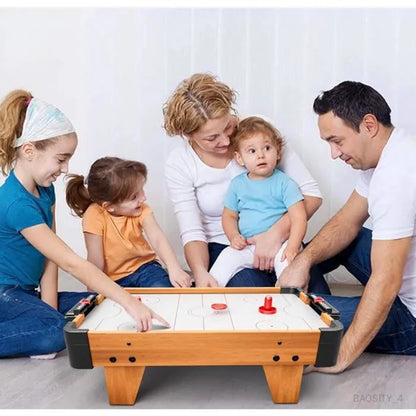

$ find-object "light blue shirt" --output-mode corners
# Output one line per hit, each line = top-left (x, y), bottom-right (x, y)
(0, 170), (55, 288)
(223, 169), (303, 239)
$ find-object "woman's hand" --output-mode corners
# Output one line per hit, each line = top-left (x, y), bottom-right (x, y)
(246, 228), (283, 272)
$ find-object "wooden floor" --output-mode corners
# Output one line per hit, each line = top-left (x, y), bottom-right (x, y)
(1, 351), (414, 409)
(1, 283), (415, 409)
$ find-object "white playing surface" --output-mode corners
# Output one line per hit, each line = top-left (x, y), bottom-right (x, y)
(79, 293), (329, 332)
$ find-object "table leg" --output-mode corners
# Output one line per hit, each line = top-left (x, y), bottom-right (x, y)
(263, 365), (303, 403)
(104, 366), (146, 405)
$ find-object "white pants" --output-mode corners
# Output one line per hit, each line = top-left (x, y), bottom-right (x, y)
(209, 241), (289, 287)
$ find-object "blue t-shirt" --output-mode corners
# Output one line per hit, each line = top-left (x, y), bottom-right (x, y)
(223, 169), (303, 239)
(0, 170), (55, 288)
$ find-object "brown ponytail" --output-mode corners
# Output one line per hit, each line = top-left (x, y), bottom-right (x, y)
(66, 157), (148, 218)
(65, 174), (93, 217)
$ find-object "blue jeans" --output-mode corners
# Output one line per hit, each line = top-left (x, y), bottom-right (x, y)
(208, 243), (277, 287)
(116, 261), (173, 288)
(308, 227), (416, 355)
(0, 286), (92, 357)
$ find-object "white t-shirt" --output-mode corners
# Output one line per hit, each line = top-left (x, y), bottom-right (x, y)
(355, 128), (416, 317)
(165, 139), (322, 246)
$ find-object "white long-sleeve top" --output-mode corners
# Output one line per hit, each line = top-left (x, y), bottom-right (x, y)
(165, 140), (322, 246)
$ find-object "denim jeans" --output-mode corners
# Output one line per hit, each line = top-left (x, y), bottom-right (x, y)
(208, 242), (277, 287)
(116, 261), (173, 288)
(0, 286), (92, 357)
(308, 227), (416, 355)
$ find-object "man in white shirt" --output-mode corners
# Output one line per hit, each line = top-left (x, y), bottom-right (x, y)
(279, 81), (416, 373)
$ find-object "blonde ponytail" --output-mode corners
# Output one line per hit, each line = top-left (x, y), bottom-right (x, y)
(0, 90), (33, 175)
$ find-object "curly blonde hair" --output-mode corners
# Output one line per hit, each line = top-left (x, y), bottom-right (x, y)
(0, 89), (33, 175)
(163, 73), (238, 137)
(232, 116), (285, 165)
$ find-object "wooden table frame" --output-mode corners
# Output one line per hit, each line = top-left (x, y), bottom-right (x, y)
(64, 287), (342, 405)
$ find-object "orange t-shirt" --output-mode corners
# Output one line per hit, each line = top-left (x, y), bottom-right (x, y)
(82, 203), (156, 281)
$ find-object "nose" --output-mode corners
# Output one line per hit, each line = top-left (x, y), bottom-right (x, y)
(257, 149), (265, 158)
(218, 132), (230, 147)
(60, 161), (69, 174)
(329, 143), (342, 160)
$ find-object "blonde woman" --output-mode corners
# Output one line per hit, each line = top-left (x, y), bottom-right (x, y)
(163, 73), (322, 287)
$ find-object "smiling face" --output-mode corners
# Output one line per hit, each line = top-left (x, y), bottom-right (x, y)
(105, 177), (147, 217)
(234, 132), (280, 180)
(25, 133), (78, 188)
(318, 111), (373, 170)
(187, 114), (236, 157)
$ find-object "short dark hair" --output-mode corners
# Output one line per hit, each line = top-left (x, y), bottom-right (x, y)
(313, 81), (393, 132)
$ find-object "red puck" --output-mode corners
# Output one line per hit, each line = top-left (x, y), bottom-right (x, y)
(211, 303), (228, 310)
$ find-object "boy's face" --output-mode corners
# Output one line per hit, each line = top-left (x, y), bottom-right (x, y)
(234, 132), (280, 180)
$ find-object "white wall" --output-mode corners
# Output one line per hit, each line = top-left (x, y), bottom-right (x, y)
(1, 7), (416, 288)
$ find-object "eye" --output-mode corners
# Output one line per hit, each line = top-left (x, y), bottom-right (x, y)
(248, 148), (255, 154)
(265, 145), (271, 151)
(205, 135), (217, 142)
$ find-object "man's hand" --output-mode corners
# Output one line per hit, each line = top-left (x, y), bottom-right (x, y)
(276, 255), (310, 289)
(303, 363), (347, 375)
(303, 345), (350, 374)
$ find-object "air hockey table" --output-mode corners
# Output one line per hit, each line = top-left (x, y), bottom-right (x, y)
(64, 287), (343, 405)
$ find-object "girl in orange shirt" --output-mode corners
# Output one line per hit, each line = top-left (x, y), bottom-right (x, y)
(66, 157), (191, 288)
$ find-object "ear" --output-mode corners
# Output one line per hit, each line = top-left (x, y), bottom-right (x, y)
(102, 202), (114, 213)
(361, 114), (379, 138)
(234, 151), (245, 167)
(20, 142), (36, 161)
(275, 147), (282, 165)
